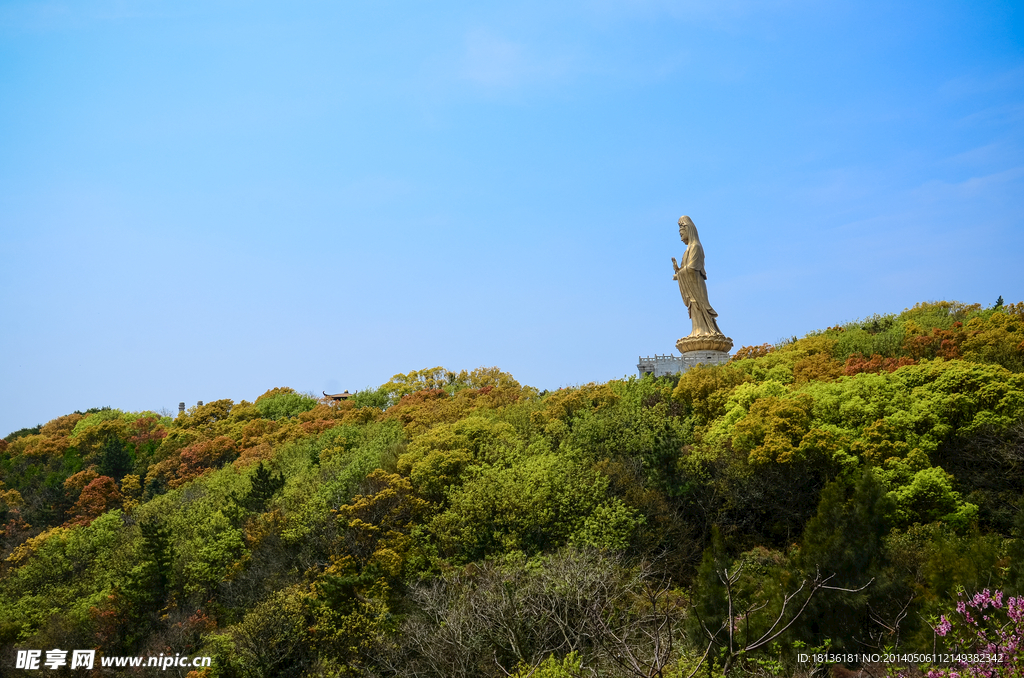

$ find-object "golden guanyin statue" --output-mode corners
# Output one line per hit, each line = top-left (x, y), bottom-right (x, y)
(671, 216), (733, 354)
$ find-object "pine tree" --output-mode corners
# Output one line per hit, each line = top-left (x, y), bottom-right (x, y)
(119, 517), (174, 649)
(244, 462), (285, 512)
(1007, 496), (1024, 595)
(99, 433), (132, 480)
(798, 469), (891, 649)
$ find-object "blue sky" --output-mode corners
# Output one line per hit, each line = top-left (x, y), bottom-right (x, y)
(1, 0), (1022, 435)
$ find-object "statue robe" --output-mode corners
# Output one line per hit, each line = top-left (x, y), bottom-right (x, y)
(676, 240), (724, 337)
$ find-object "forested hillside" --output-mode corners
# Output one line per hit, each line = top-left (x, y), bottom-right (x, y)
(3, 300), (1024, 677)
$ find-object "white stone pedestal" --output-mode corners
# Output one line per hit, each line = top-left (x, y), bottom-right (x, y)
(637, 350), (731, 377)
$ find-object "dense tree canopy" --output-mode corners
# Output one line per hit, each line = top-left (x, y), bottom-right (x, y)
(2, 300), (1023, 677)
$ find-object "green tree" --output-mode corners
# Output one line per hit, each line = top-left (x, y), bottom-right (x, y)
(691, 525), (731, 641)
(672, 364), (750, 424)
(243, 462), (285, 513)
(256, 391), (318, 420)
(1007, 499), (1024, 595)
(99, 433), (132, 480)
(798, 469), (890, 649)
(119, 517), (174, 647)
(510, 652), (585, 678)
(428, 452), (618, 561)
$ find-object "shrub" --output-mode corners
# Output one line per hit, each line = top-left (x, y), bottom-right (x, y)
(256, 392), (319, 420)
(923, 589), (1024, 678)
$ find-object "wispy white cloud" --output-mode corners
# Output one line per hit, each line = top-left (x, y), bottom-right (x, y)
(910, 165), (1024, 202)
(0, 1), (74, 30)
(939, 64), (1024, 99)
(461, 28), (576, 90)
(0, 0), (197, 31)
(578, 0), (807, 26)
(940, 139), (1024, 170)
(956, 102), (1024, 129)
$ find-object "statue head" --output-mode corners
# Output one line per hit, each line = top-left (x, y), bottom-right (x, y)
(678, 215), (697, 245)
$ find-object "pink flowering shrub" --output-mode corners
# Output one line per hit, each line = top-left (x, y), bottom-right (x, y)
(926, 589), (1023, 678)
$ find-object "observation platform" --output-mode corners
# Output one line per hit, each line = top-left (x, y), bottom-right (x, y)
(637, 350), (731, 378)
